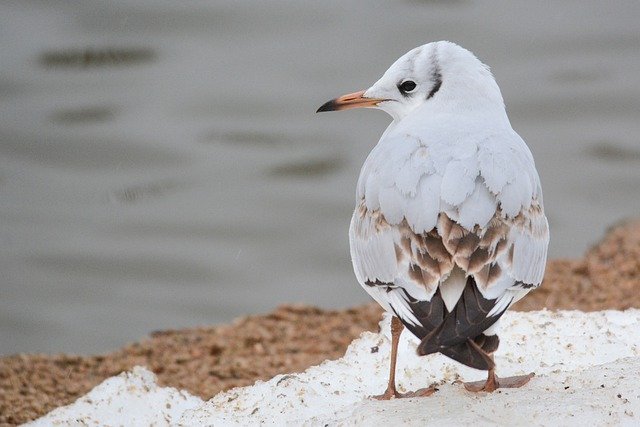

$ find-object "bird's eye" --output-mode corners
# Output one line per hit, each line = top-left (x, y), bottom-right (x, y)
(398, 80), (417, 93)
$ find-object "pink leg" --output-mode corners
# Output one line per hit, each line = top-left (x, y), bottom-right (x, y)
(372, 316), (437, 400)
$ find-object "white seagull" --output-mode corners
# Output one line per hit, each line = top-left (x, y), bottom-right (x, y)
(317, 41), (549, 398)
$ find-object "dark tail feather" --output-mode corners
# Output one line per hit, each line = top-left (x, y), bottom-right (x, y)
(417, 277), (507, 356)
(474, 333), (500, 354)
(392, 288), (448, 340)
(439, 338), (495, 370)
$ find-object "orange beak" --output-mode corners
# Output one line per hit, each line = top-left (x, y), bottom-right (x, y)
(316, 90), (386, 113)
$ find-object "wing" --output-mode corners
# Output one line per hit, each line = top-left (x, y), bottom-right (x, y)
(350, 129), (549, 340)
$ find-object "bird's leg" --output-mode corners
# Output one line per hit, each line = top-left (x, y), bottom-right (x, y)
(372, 316), (403, 400)
(372, 316), (436, 400)
(464, 354), (535, 392)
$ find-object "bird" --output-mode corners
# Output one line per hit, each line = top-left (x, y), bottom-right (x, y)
(317, 41), (549, 399)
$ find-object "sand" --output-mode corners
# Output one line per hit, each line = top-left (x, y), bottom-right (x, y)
(2, 219), (640, 426)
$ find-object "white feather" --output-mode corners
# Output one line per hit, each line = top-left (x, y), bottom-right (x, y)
(378, 185), (406, 225)
(364, 172), (380, 211)
(404, 173), (442, 233)
(386, 288), (421, 327)
(349, 212), (397, 284)
(456, 178), (497, 229)
(439, 267), (467, 312)
(440, 156), (478, 206)
(477, 134), (519, 192)
(487, 289), (518, 317)
(395, 277), (430, 301)
(508, 211), (549, 285)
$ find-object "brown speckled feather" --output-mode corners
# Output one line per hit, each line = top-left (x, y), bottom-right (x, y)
(353, 200), (546, 297)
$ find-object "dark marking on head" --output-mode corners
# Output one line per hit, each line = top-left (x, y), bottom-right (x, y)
(426, 45), (443, 100)
(426, 76), (442, 100)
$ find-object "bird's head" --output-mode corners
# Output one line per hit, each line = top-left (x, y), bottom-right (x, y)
(317, 41), (505, 122)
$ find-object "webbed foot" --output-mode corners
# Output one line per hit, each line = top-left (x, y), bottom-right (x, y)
(463, 372), (534, 392)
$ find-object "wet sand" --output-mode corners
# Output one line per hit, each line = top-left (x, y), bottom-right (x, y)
(2, 219), (640, 426)
(1, 2), (640, 356)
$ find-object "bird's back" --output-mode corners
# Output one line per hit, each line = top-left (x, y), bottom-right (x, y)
(349, 117), (548, 367)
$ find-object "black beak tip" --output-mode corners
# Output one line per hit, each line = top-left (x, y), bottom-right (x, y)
(316, 99), (336, 113)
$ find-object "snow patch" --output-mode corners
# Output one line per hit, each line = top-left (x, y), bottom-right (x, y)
(29, 310), (640, 426)
(27, 366), (203, 426)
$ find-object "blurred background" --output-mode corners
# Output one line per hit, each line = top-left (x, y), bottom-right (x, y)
(1, 1), (639, 355)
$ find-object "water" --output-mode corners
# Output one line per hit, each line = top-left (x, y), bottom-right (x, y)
(1, 0), (639, 355)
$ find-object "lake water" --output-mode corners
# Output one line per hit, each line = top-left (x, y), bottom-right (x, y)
(1, 0), (639, 354)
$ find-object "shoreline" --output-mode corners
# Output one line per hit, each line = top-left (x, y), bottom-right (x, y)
(2, 219), (640, 425)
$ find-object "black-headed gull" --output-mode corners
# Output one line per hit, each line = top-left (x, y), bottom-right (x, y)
(318, 41), (549, 398)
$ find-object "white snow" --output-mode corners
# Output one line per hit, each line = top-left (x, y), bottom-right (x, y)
(29, 310), (640, 426)
(27, 366), (203, 427)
